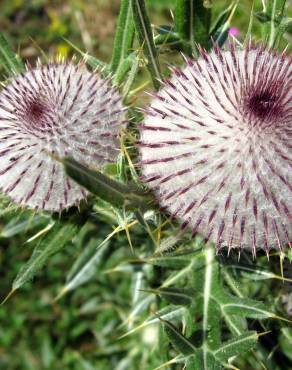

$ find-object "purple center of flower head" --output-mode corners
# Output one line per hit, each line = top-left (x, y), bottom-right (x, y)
(247, 91), (277, 119)
(23, 97), (52, 130)
(139, 45), (291, 255)
(242, 78), (286, 126)
(27, 99), (46, 121)
(0, 63), (126, 211)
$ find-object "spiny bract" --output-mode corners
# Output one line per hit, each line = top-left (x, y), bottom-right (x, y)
(0, 62), (126, 211)
(139, 45), (291, 255)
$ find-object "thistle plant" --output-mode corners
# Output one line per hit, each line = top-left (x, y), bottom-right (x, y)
(139, 44), (291, 255)
(0, 1), (291, 370)
(0, 62), (126, 211)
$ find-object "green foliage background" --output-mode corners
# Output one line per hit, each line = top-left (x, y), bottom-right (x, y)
(0, 1), (291, 369)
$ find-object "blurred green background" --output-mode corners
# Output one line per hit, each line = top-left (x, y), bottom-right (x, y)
(0, 0), (265, 64)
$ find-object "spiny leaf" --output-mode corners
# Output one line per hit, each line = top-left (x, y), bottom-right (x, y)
(154, 234), (184, 255)
(120, 305), (187, 338)
(163, 319), (197, 356)
(147, 249), (204, 269)
(64, 38), (109, 74)
(213, 331), (258, 363)
(56, 240), (110, 298)
(186, 351), (221, 370)
(222, 297), (283, 320)
(12, 222), (77, 290)
(227, 264), (292, 282)
(63, 157), (151, 211)
(1, 214), (50, 238)
(157, 287), (194, 306)
(223, 314), (247, 336)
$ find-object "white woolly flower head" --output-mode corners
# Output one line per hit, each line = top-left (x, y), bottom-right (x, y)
(139, 44), (291, 255)
(0, 62), (126, 211)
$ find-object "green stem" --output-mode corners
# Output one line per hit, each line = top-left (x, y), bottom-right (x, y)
(131, 0), (162, 90)
(110, 0), (135, 73)
(175, 0), (211, 52)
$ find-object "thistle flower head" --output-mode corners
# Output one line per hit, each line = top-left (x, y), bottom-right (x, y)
(0, 62), (126, 211)
(139, 45), (291, 255)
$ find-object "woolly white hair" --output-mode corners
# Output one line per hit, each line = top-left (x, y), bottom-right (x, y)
(0, 62), (126, 211)
(139, 45), (291, 255)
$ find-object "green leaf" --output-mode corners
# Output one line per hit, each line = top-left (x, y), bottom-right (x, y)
(113, 52), (137, 85)
(63, 157), (151, 211)
(122, 51), (140, 97)
(259, 0), (287, 47)
(213, 331), (258, 363)
(273, 16), (292, 46)
(121, 305), (187, 338)
(58, 238), (110, 295)
(210, 1), (238, 46)
(12, 222), (77, 290)
(153, 244), (278, 367)
(1, 214), (50, 238)
(155, 33), (186, 51)
(147, 249), (204, 269)
(58, 220), (133, 297)
(146, 305), (187, 326)
(209, 1), (237, 36)
(223, 314), (247, 336)
(110, 0), (135, 73)
(64, 38), (109, 75)
(0, 33), (24, 77)
(163, 320), (197, 355)
(175, 0), (211, 51)
(222, 297), (279, 320)
(158, 287), (193, 306)
(131, 0), (162, 90)
(186, 351), (221, 370)
(279, 327), (292, 361)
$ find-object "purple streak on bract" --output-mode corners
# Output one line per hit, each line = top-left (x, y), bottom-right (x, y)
(0, 62), (126, 211)
(139, 45), (291, 255)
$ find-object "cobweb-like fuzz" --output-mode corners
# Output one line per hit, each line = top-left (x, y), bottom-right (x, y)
(0, 62), (126, 211)
(139, 45), (291, 255)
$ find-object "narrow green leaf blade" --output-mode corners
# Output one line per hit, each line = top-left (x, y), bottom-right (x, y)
(1, 214), (49, 238)
(13, 222), (77, 290)
(131, 0), (162, 89)
(0, 33), (24, 76)
(64, 38), (109, 75)
(60, 239), (110, 294)
(158, 287), (194, 306)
